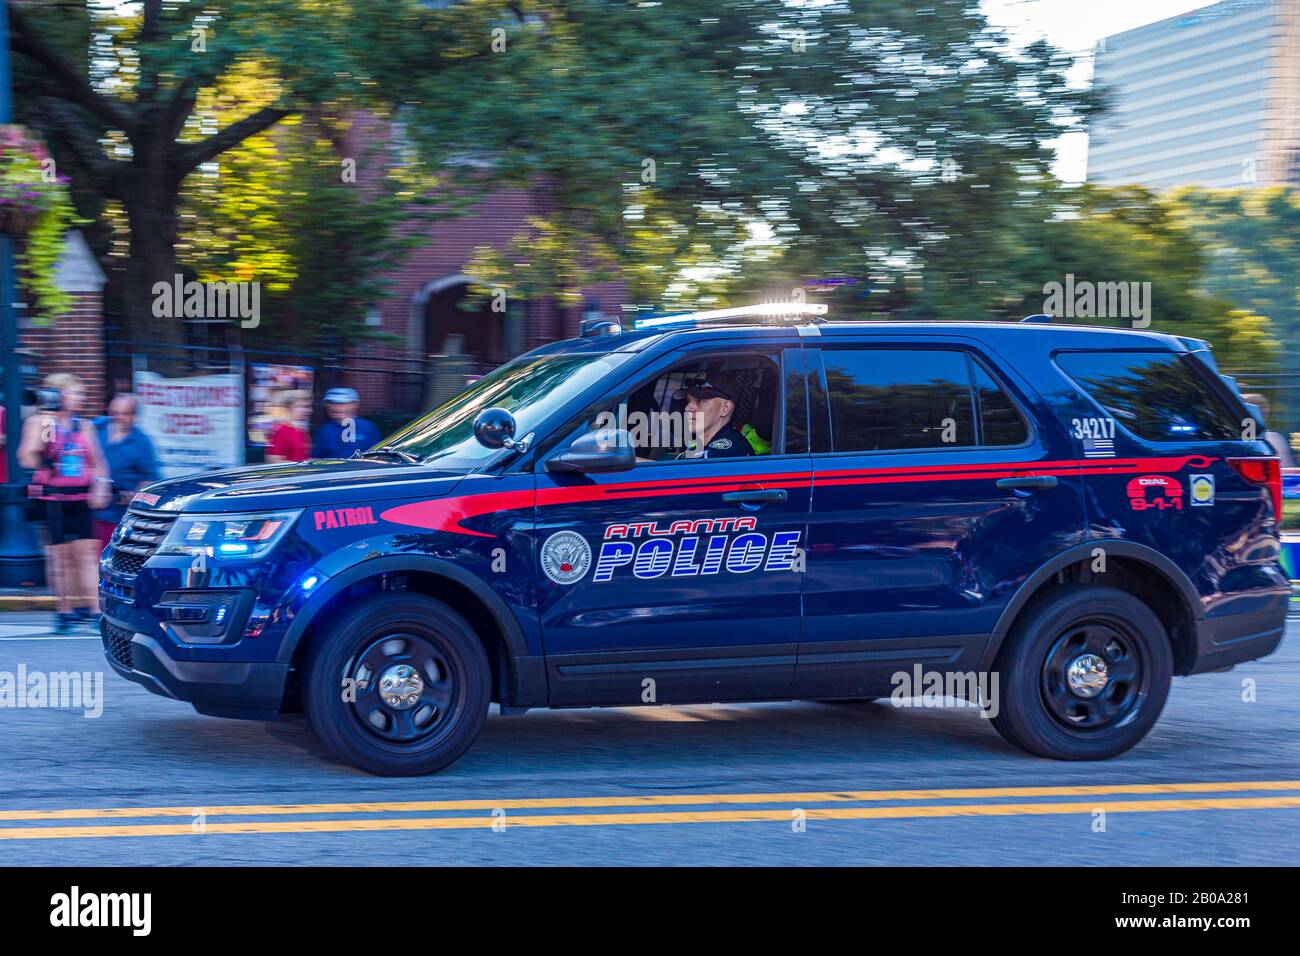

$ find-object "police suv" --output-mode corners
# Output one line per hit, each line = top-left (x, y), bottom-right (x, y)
(99, 305), (1289, 775)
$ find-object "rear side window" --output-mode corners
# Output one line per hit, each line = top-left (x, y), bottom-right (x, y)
(823, 349), (974, 451)
(1056, 350), (1242, 442)
(821, 349), (1029, 453)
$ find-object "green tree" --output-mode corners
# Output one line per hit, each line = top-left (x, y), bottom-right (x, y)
(1169, 186), (1300, 428)
(407, 0), (1099, 313)
(1000, 185), (1278, 371)
(10, 0), (444, 348)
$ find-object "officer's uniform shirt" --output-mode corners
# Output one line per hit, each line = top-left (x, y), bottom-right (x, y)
(678, 423), (754, 460)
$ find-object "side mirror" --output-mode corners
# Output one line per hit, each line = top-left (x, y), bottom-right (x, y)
(545, 428), (636, 473)
(473, 407), (517, 449)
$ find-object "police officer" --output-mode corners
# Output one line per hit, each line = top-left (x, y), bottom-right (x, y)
(673, 372), (754, 459)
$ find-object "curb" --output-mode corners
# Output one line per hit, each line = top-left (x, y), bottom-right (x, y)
(0, 597), (60, 612)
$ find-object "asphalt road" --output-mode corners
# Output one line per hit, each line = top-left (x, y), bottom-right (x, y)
(1, 611), (1297, 866)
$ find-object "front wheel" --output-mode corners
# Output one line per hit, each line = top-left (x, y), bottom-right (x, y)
(990, 585), (1172, 760)
(302, 592), (491, 775)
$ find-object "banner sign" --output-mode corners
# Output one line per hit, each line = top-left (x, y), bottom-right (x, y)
(134, 371), (245, 478)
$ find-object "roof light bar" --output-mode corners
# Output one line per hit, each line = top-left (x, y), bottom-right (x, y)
(633, 302), (828, 330)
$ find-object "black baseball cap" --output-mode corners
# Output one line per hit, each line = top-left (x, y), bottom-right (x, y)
(673, 371), (739, 404)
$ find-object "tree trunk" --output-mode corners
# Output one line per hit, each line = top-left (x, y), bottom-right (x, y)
(121, 171), (187, 372)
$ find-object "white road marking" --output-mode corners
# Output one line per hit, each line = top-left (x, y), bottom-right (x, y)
(0, 625), (98, 641)
(0, 635), (100, 642)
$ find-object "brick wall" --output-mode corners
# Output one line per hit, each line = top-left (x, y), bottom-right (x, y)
(27, 291), (108, 416)
(342, 184), (627, 416)
(338, 117), (627, 417)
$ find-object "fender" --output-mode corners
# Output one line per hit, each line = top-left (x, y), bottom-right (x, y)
(978, 539), (1204, 674)
(277, 554), (547, 706)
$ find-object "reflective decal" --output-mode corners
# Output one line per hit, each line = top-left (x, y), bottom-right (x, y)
(1072, 417), (1116, 458)
(1127, 474), (1183, 511)
(541, 530), (592, 585)
(551, 518), (805, 586)
(381, 455), (1219, 535)
(313, 506), (377, 531)
(1189, 473), (1215, 507)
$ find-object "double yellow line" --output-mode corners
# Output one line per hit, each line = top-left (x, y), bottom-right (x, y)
(3, 779), (1298, 840)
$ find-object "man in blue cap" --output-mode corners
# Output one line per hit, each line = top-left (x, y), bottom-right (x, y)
(313, 387), (382, 460)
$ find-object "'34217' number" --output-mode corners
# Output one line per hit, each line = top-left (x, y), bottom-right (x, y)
(1071, 417), (1115, 440)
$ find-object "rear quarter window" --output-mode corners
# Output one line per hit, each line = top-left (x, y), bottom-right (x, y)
(1056, 350), (1243, 442)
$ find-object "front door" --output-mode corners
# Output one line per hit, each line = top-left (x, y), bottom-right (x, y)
(535, 345), (812, 705)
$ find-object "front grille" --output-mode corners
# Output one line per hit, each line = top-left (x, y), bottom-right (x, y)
(111, 551), (145, 575)
(104, 621), (135, 670)
(109, 510), (176, 576)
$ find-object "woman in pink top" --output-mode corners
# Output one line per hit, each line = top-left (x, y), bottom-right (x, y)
(19, 373), (110, 633)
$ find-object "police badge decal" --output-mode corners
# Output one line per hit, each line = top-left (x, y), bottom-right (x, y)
(540, 530), (593, 585)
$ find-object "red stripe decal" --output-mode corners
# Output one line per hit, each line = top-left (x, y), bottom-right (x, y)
(380, 456), (1217, 535)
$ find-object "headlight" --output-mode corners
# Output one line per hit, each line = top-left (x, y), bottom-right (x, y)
(158, 510), (301, 560)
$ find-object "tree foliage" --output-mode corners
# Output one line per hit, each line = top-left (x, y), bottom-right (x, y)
(408, 0), (1100, 312)
(10, 0), (443, 351)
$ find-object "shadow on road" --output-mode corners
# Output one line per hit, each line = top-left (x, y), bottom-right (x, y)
(117, 698), (1019, 782)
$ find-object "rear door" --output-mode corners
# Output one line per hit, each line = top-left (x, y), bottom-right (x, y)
(793, 339), (1087, 698)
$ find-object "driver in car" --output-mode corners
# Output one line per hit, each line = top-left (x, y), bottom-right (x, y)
(674, 372), (754, 460)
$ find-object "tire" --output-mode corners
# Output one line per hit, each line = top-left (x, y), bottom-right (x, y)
(989, 584), (1172, 760)
(302, 592), (491, 776)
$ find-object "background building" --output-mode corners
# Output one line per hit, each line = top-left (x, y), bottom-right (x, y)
(1087, 0), (1300, 190)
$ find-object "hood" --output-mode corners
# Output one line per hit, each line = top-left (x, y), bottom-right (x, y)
(131, 459), (467, 514)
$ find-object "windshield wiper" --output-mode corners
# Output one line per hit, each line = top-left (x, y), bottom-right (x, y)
(357, 447), (419, 464)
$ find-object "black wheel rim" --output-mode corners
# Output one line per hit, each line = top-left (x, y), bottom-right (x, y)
(343, 631), (458, 746)
(1039, 619), (1146, 732)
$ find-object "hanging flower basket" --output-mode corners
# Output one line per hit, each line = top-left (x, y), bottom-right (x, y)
(0, 124), (76, 315)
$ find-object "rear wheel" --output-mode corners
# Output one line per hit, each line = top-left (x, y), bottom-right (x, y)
(302, 592), (491, 775)
(990, 585), (1172, 760)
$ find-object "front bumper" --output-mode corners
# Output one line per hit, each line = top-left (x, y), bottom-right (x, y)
(102, 618), (289, 720)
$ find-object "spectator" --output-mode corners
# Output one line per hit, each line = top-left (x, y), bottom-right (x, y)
(266, 389), (313, 463)
(92, 394), (161, 547)
(314, 387), (381, 459)
(18, 373), (110, 633)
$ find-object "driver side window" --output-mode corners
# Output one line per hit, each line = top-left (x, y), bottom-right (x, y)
(592, 354), (782, 463)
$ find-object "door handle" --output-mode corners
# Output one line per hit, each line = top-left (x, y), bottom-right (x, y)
(996, 475), (1058, 491)
(722, 489), (788, 505)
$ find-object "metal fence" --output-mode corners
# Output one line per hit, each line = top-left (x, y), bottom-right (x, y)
(104, 337), (433, 456)
(1224, 368), (1300, 437)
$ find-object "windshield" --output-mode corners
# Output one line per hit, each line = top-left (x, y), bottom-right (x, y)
(376, 352), (636, 468)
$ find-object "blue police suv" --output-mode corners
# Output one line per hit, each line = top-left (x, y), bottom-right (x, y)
(99, 305), (1289, 774)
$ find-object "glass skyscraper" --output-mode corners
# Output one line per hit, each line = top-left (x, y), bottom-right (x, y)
(1087, 0), (1300, 189)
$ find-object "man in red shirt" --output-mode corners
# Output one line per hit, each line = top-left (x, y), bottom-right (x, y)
(266, 390), (313, 463)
